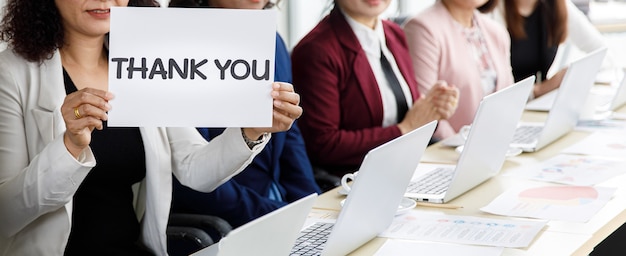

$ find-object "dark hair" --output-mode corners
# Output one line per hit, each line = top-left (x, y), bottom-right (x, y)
(477, 0), (498, 13)
(505, 0), (567, 46)
(169, 0), (280, 9)
(0, 0), (159, 63)
(169, 0), (204, 8)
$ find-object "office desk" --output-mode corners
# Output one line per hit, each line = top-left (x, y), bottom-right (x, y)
(312, 105), (626, 255)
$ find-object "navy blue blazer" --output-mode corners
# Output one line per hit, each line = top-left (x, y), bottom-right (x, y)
(171, 33), (321, 228)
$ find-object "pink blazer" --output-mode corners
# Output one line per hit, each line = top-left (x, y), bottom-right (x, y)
(292, 7), (421, 175)
(403, 1), (514, 139)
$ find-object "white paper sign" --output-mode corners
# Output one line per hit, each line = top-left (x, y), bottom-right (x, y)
(108, 7), (276, 127)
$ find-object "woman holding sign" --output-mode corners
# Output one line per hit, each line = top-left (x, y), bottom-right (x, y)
(0, 0), (302, 255)
(291, 0), (460, 177)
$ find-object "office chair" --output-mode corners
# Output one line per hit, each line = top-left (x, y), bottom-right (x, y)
(167, 213), (233, 256)
(167, 226), (213, 248)
(313, 166), (341, 193)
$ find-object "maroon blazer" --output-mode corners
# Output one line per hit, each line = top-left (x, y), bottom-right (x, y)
(291, 7), (421, 175)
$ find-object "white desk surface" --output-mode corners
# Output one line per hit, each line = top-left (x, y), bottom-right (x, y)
(590, 1), (626, 33)
(312, 104), (626, 256)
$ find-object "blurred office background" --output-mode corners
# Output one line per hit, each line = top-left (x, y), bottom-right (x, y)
(0, 0), (624, 67)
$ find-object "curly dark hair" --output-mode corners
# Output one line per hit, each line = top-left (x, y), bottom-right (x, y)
(0, 0), (159, 63)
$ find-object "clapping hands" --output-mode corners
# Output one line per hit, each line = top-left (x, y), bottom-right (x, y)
(398, 80), (459, 134)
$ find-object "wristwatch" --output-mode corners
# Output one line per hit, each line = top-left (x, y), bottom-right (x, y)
(242, 129), (267, 149)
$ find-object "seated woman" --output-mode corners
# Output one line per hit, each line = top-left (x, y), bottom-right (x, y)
(403, 0), (514, 139)
(167, 0), (321, 232)
(0, 0), (302, 255)
(491, 0), (612, 98)
(291, 0), (459, 177)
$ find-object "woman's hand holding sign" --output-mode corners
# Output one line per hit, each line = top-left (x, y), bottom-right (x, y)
(62, 88), (114, 158)
(243, 82), (303, 140)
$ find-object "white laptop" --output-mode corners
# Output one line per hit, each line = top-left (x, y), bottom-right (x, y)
(526, 69), (626, 115)
(404, 76), (535, 204)
(525, 49), (611, 112)
(510, 47), (607, 152)
(598, 71), (626, 112)
(290, 121), (437, 256)
(524, 89), (558, 112)
(191, 193), (317, 256)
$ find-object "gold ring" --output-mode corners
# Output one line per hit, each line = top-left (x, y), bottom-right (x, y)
(74, 107), (82, 119)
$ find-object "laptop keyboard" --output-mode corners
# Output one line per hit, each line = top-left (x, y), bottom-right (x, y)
(290, 222), (334, 256)
(406, 167), (454, 195)
(511, 125), (543, 144)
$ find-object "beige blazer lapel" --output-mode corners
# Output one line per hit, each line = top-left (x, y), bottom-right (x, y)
(33, 51), (66, 144)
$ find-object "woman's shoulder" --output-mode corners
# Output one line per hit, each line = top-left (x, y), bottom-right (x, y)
(0, 48), (51, 70)
(292, 19), (340, 57)
(476, 12), (509, 38)
(0, 49), (24, 66)
(406, 2), (448, 24)
(0, 49), (39, 77)
(404, 3), (454, 35)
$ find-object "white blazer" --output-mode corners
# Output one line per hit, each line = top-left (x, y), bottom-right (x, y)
(0, 48), (267, 255)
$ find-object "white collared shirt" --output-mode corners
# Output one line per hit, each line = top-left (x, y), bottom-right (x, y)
(342, 10), (413, 127)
